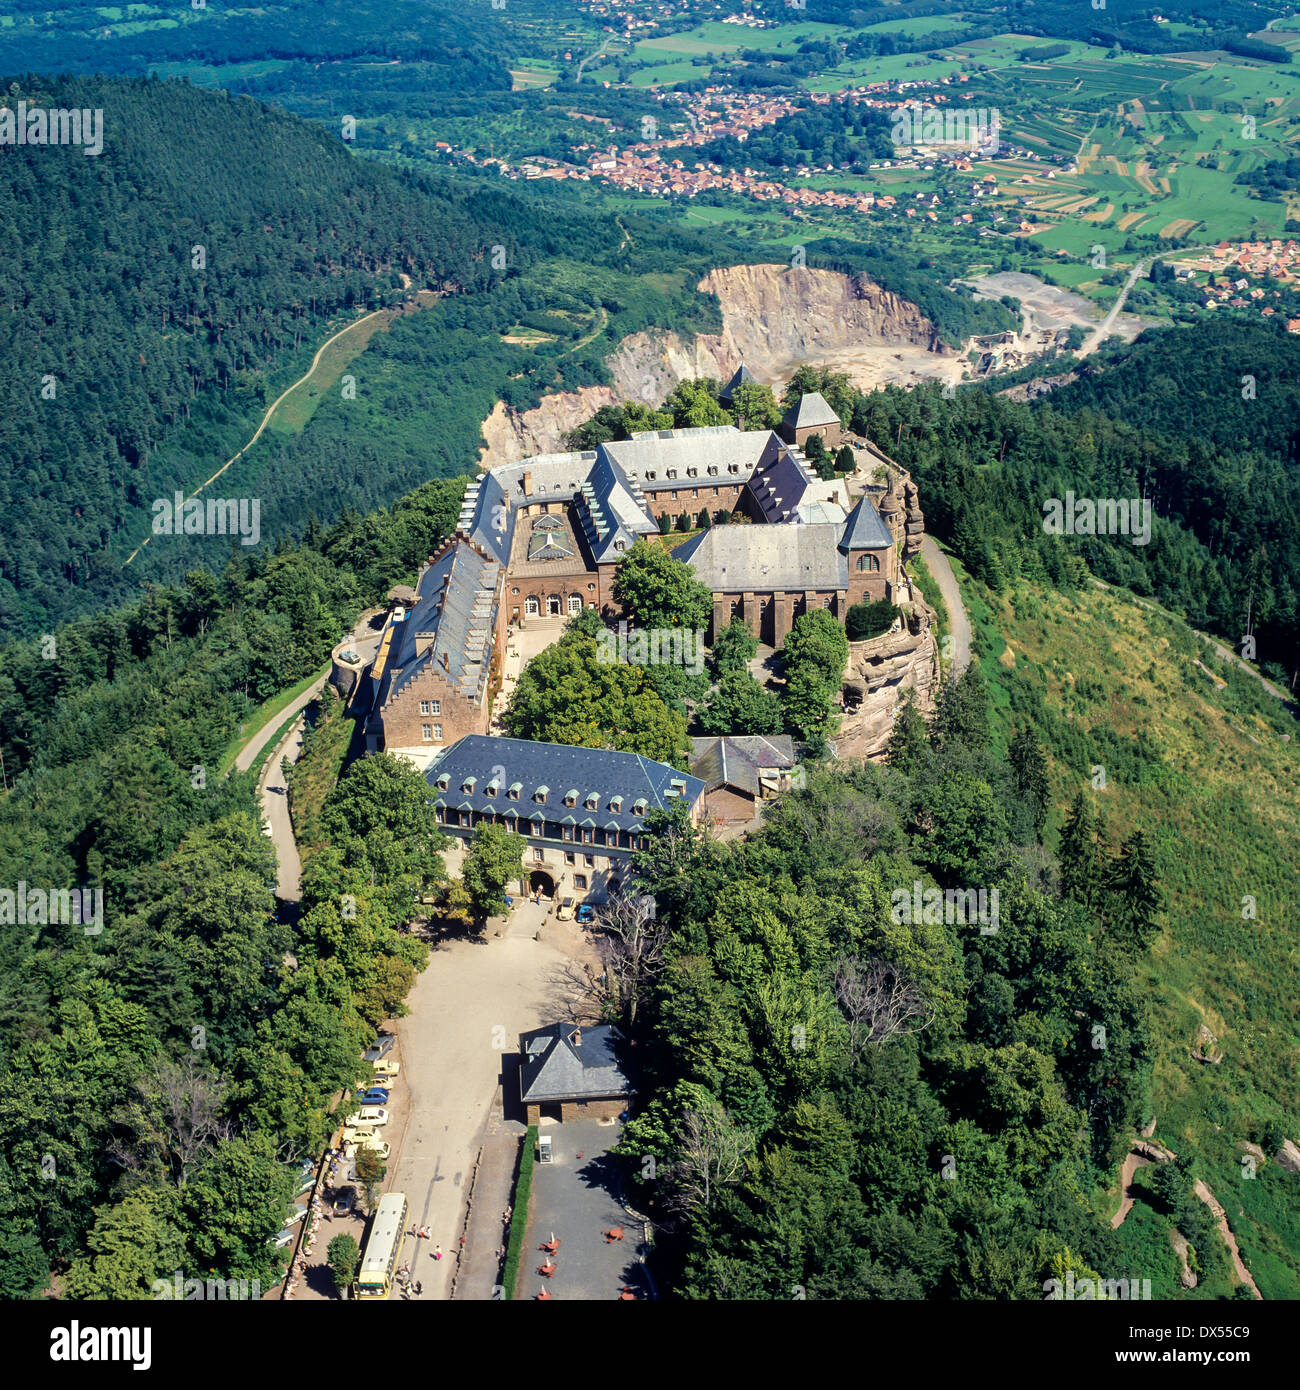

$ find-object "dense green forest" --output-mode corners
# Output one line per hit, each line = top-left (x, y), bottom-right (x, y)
(785, 325), (1300, 682)
(618, 670), (1172, 1298)
(0, 474), (468, 1296)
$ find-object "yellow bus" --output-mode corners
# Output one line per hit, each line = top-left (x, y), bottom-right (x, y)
(357, 1192), (408, 1299)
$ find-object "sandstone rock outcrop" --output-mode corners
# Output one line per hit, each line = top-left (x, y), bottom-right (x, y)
(836, 609), (940, 762)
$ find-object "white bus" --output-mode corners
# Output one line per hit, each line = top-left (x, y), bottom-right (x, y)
(357, 1192), (409, 1299)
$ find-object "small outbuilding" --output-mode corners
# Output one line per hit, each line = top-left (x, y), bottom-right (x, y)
(519, 1023), (633, 1124)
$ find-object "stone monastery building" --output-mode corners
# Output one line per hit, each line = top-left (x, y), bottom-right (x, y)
(363, 393), (901, 755)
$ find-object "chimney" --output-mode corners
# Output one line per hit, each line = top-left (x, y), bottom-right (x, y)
(522, 470), (533, 495)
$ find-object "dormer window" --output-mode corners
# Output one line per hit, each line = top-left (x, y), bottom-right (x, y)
(632, 798), (648, 817)
(564, 789), (578, 808)
(508, 782), (522, 800)
(462, 776), (477, 794)
(666, 469), (678, 479)
(534, 785), (549, 804)
(485, 780), (500, 797)
(707, 465), (718, 476)
(609, 795), (623, 813)
(436, 774), (450, 791)
(728, 464), (740, 474)
(645, 471), (656, 481)
(687, 467), (698, 478)
(586, 794), (599, 811)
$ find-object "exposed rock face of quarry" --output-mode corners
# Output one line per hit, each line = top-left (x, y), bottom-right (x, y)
(478, 264), (956, 467)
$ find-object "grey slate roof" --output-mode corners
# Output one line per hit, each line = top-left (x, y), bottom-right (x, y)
(604, 426), (773, 494)
(783, 391), (841, 431)
(379, 541), (500, 707)
(746, 441), (816, 523)
(427, 736), (704, 833)
(519, 1023), (632, 1103)
(676, 522), (849, 592)
(690, 735), (796, 797)
(575, 449), (659, 562)
(718, 362), (758, 404)
(840, 494), (895, 551)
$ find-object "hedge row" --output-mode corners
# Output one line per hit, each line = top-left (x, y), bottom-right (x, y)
(500, 1126), (538, 1300)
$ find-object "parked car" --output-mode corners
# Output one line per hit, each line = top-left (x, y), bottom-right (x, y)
(372, 1060), (400, 1080)
(271, 1228), (297, 1249)
(575, 904), (596, 925)
(363, 1035), (395, 1063)
(344, 1107), (389, 1127)
(333, 1186), (356, 1217)
(556, 896), (576, 921)
(346, 1138), (390, 1161)
(354, 1087), (390, 1106)
(341, 1126), (379, 1145)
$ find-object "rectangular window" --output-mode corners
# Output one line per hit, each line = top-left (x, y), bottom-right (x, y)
(431, 701), (441, 715)
(585, 854), (594, 867)
(533, 848), (544, 862)
(433, 724), (443, 741)
(421, 724), (432, 741)
(563, 826), (573, 841)
(530, 822), (542, 837)
(574, 874), (588, 890)
(419, 701), (431, 715)
(583, 829), (593, 844)
(565, 852), (575, 865)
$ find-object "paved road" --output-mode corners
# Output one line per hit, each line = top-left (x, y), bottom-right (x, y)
(920, 535), (971, 676)
(386, 921), (600, 1301)
(1079, 244), (1215, 359)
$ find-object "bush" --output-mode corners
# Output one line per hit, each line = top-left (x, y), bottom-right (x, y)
(846, 599), (901, 641)
(501, 1125), (538, 1299)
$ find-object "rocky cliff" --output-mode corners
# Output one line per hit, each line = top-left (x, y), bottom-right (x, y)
(478, 263), (955, 467)
(837, 606), (940, 763)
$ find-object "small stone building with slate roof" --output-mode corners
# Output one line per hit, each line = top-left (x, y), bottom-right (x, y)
(779, 391), (843, 450)
(689, 734), (799, 824)
(518, 1023), (633, 1124)
(427, 735), (705, 901)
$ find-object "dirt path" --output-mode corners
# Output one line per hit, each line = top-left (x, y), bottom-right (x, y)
(125, 303), (403, 567)
(1110, 1150), (1152, 1228)
(919, 535), (971, 676)
(1193, 1180), (1262, 1299)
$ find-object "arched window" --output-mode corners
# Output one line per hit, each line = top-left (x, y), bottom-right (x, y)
(567, 594), (583, 615)
(857, 553), (880, 573)
(525, 596), (540, 617)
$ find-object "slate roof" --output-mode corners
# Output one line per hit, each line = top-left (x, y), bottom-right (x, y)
(519, 1023), (632, 1103)
(374, 541), (500, 709)
(426, 736), (704, 833)
(676, 522), (849, 592)
(746, 440), (816, 523)
(604, 426), (773, 493)
(575, 449), (659, 563)
(840, 494), (896, 551)
(718, 362), (758, 404)
(690, 735), (796, 798)
(783, 391), (841, 431)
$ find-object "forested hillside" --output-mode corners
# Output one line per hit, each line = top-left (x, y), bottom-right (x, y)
(0, 476), (466, 1296)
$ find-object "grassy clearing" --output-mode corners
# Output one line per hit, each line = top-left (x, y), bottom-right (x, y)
(972, 575), (1300, 1297)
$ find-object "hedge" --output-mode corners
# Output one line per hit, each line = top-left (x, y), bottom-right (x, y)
(500, 1125), (538, 1300)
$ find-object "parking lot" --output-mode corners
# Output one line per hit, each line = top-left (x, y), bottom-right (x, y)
(520, 1119), (652, 1302)
(382, 910), (602, 1299)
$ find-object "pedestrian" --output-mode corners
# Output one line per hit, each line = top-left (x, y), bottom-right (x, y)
(414, 1280), (423, 1296)
(433, 1244), (443, 1261)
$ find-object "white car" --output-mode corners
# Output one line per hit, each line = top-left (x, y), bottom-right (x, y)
(345, 1138), (390, 1161)
(341, 1126), (379, 1145)
(344, 1107), (389, 1128)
